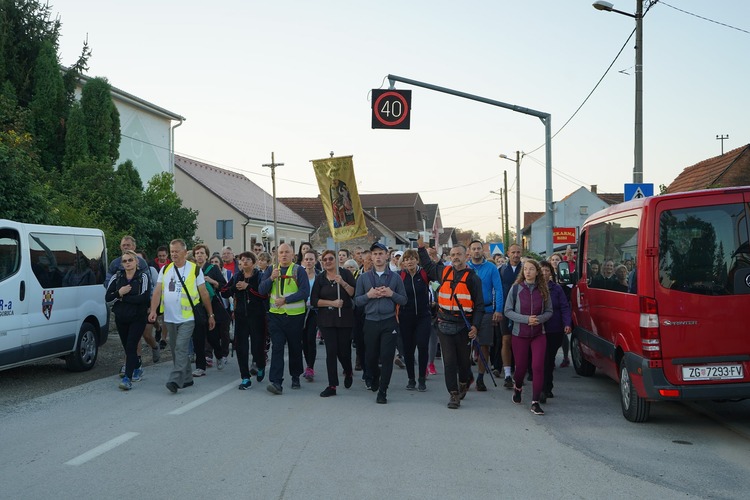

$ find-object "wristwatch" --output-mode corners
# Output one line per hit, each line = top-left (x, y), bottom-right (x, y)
(209, 314), (215, 318)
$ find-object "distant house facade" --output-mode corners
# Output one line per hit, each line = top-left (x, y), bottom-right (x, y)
(280, 196), (408, 252)
(359, 193), (429, 242)
(525, 186), (623, 255)
(174, 155), (314, 254)
(667, 144), (750, 193)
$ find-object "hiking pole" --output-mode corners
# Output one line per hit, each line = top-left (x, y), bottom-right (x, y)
(472, 338), (497, 387)
(457, 306), (497, 388)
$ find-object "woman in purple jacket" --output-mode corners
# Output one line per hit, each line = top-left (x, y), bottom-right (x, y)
(539, 260), (572, 404)
(504, 259), (552, 415)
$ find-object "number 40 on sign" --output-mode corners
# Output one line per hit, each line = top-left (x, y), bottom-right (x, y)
(371, 89), (411, 129)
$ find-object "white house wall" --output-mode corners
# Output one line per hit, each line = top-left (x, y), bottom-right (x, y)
(113, 98), (173, 183)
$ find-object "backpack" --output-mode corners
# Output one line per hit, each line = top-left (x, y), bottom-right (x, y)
(400, 268), (429, 285)
(203, 264), (216, 300)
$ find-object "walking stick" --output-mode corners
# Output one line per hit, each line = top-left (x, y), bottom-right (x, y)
(457, 306), (498, 388)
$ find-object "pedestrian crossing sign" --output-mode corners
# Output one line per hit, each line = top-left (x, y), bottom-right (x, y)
(624, 183), (654, 201)
(490, 243), (504, 256)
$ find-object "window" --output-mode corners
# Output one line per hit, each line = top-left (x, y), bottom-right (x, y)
(586, 214), (639, 293)
(580, 206), (588, 215)
(29, 232), (105, 288)
(0, 229), (21, 283)
(659, 203), (749, 295)
(250, 234), (258, 248)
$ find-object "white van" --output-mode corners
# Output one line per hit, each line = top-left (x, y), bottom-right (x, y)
(0, 219), (109, 372)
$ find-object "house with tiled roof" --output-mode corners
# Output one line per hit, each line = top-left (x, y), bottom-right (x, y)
(424, 203), (444, 246)
(279, 196), (408, 251)
(667, 144), (750, 193)
(359, 193), (429, 241)
(524, 185), (623, 256)
(174, 155), (314, 254)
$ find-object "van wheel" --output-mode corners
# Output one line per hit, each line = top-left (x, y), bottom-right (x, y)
(571, 333), (595, 376)
(65, 322), (98, 372)
(620, 362), (650, 423)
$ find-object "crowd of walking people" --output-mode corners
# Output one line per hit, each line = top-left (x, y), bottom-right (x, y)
(106, 234), (580, 416)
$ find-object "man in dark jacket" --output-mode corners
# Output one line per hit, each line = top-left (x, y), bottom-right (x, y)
(417, 237), (483, 409)
(498, 243), (522, 388)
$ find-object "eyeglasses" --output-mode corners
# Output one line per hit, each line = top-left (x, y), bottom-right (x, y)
(122, 258), (134, 263)
(322, 257), (335, 262)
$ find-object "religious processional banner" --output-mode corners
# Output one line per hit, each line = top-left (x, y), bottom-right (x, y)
(312, 155), (368, 242)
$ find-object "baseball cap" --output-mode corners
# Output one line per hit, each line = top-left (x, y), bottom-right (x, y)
(370, 242), (388, 252)
(393, 250), (404, 258)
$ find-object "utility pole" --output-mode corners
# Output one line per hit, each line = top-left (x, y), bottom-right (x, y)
(262, 152), (284, 260)
(716, 134), (729, 155)
(499, 185), (504, 244)
(515, 150), (521, 247)
(504, 170), (510, 247)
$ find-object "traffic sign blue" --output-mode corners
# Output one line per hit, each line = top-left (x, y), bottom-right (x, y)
(624, 183), (654, 201)
(489, 243), (504, 256)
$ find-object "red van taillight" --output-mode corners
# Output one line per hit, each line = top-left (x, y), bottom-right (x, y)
(640, 296), (661, 359)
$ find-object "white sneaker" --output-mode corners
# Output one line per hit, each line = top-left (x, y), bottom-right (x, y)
(192, 368), (206, 377)
(216, 358), (225, 371)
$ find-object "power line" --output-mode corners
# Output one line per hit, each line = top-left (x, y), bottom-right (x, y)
(660, 1), (750, 35)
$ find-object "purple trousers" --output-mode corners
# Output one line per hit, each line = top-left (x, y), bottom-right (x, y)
(512, 334), (547, 402)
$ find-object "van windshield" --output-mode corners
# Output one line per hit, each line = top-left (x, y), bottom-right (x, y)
(659, 203), (750, 295)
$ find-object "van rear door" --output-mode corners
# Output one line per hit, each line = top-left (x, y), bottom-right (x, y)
(654, 192), (750, 386)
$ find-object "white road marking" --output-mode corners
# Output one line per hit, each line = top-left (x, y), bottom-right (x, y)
(65, 432), (139, 466)
(168, 381), (237, 415)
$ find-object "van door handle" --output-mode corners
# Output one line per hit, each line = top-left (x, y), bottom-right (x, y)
(19, 280), (25, 301)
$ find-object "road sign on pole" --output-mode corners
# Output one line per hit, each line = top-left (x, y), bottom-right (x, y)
(372, 89), (411, 129)
(624, 183), (654, 201)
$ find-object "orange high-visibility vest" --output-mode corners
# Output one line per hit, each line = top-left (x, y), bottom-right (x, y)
(437, 267), (474, 314)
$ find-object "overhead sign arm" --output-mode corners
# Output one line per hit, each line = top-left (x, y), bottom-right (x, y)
(386, 74), (554, 256)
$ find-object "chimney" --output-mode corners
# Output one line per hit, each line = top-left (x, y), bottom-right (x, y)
(590, 184), (598, 194)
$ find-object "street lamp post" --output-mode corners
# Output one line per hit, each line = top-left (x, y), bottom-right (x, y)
(489, 188), (505, 246)
(500, 151), (522, 246)
(593, 0), (644, 184)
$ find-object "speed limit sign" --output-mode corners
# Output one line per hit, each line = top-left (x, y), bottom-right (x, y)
(371, 89), (411, 129)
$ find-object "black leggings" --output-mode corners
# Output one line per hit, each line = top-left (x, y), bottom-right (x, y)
(193, 321), (222, 370)
(116, 318), (146, 378)
(320, 326), (353, 387)
(302, 309), (318, 369)
(400, 314), (431, 380)
(235, 313), (266, 379)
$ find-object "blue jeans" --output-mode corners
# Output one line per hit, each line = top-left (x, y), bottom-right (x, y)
(267, 313), (304, 386)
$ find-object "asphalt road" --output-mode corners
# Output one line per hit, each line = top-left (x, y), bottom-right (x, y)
(2, 343), (750, 499)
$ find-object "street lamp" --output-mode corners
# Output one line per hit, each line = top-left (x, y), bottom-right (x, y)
(593, 0), (644, 184)
(500, 151), (522, 246)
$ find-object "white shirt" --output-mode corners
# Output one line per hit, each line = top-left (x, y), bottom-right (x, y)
(157, 261), (205, 324)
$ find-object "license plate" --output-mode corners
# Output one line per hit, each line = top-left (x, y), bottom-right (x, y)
(682, 364), (744, 381)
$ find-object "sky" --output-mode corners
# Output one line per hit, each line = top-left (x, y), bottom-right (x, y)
(51, 0), (750, 239)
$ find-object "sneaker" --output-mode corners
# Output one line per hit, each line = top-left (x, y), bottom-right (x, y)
(539, 391), (547, 404)
(152, 346), (161, 363)
(267, 383), (283, 395)
(466, 374), (475, 392)
(512, 385), (522, 404)
(365, 379), (372, 390)
(560, 358), (570, 368)
(394, 356), (405, 369)
(504, 376), (514, 389)
(119, 376), (132, 391)
(132, 368), (144, 382)
(428, 363), (437, 376)
(182, 381), (194, 388)
(250, 363), (258, 376)
(406, 379), (417, 391)
(192, 368), (206, 377)
(447, 391), (460, 409)
(159, 339), (168, 350)
(256, 368), (265, 382)
(119, 364), (126, 378)
(303, 367), (314, 382)
(546, 390), (555, 399)
(291, 377), (301, 389)
(166, 381), (179, 393)
(206, 356), (214, 367)
(371, 376), (380, 393)
(492, 368), (502, 378)
(344, 374), (353, 389)
(476, 378), (487, 392)
(239, 378), (252, 390)
(376, 391), (387, 404)
(320, 386), (337, 397)
(530, 402), (545, 415)
(216, 357), (225, 371)
(458, 382), (468, 400)
(417, 378), (427, 392)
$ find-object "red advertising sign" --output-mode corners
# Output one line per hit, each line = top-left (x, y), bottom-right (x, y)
(553, 227), (577, 244)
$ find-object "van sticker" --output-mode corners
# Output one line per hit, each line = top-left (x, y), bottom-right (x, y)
(42, 290), (54, 320)
(746, 275), (750, 288)
(0, 299), (13, 316)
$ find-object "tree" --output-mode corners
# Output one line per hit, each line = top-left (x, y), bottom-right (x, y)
(63, 101), (87, 168)
(485, 231), (502, 242)
(140, 172), (199, 256)
(30, 39), (66, 171)
(80, 77), (120, 164)
(454, 227), (482, 246)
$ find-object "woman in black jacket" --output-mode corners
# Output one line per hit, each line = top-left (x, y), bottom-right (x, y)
(221, 251), (268, 389)
(398, 249), (432, 392)
(105, 250), (151, 390)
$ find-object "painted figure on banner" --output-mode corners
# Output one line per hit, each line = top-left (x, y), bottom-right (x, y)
(331, 179), (355, 228)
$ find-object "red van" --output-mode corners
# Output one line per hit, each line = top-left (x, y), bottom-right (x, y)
(565, 187), (750, 422)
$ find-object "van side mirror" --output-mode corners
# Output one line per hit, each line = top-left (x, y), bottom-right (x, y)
(557, 261), (572, 285)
